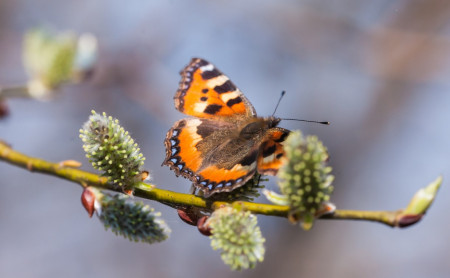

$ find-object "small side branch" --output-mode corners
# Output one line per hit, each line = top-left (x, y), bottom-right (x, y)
(0, 86), (31, 98)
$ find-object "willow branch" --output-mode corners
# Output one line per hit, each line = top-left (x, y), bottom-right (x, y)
(0, 140), (439, 228)
(0, 85), (31, 98)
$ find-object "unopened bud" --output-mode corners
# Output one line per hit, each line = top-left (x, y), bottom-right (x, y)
(81, 187), (97, 217)
(177, 208), (199, 226)
(197, 216), (211, 236)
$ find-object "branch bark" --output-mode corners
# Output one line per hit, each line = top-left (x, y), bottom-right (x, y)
(0, 140), (438, 228)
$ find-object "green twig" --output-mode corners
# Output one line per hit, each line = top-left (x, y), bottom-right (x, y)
(0, 85), (31, 98)
(0, 140), (440, 228)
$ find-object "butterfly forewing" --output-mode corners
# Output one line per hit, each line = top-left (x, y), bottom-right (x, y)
(175, 58), (256, 118)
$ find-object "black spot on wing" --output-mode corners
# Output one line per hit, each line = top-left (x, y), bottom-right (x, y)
(239, 150), (258, 166)
(196, 122), (215, 138)
(214, 80), (237, 94)
(276, 153), (283, 159)
(201, 69), (221, 80)
(226, 96), (243, 107)
(196, 59), (209, 67)
(274, 132), (288, 143)
(204, 104), (222, 115)
(202, 88), (208, 94)
(200, 97), (208, 101)
(262, 144), (276, 157)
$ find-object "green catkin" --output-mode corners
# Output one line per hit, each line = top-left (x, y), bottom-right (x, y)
(80, 111), (146, 192)
(207, 206), (265, 271)
(98, 193), (170, 244)
(277, 131), (334, 230)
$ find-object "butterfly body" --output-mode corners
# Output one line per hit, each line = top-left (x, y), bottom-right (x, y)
(163, 58), (289, 197)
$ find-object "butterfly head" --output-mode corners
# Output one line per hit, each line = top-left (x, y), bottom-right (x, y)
(266, 116), (281, 128)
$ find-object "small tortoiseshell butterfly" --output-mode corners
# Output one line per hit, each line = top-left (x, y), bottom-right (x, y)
(163, 58), (290, 197)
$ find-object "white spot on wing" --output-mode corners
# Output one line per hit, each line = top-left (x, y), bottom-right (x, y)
(231, 162), (256, 172)
(194, 102), (208, 114)
(262, 154), (275, 164)
(220, 91), (240, 103)
(188, 118), (202, 127)
(184, 118), (203, 146)
(206, 75), (229, 88)
(200, 64), (214, 72)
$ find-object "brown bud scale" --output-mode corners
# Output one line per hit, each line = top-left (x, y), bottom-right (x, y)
(81, 187), (96, 217)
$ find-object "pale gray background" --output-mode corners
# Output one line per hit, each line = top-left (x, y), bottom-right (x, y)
(1, 1), (450, 277)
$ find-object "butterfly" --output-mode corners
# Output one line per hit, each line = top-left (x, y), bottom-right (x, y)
(163, 58), (290, 197)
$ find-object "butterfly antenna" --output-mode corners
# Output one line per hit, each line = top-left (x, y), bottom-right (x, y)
(273, 91), (329, 125)
(272, 90), (286, 116)
(281, 118), (330, 125)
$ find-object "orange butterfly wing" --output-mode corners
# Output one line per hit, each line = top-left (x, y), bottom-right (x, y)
(174, 58), (256, 118)
(163, 118), (258, 197)
(257, 128), (290, 175)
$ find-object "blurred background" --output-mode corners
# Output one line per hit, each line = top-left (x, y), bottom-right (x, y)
(1, 0), (450, 277)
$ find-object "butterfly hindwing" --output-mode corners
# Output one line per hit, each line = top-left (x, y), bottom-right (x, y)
(175, 58), (256, 119)
(163, 117), (258, 197)
(257, 128), (290, 175)
(163, 118), (204, 178)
